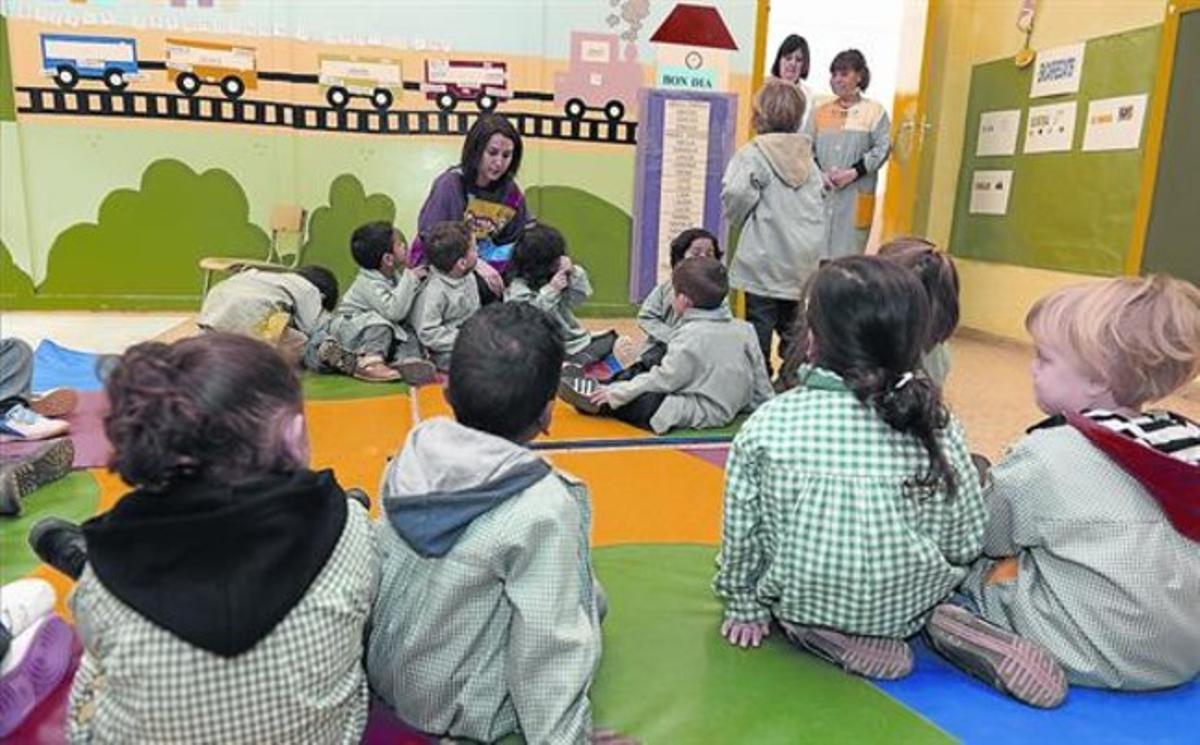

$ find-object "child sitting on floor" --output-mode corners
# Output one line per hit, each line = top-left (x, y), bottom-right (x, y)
(713, 256), (1065, 707)
(30, 334), (379, 742)
(630, 227), (724, 374)
(329, 221), (437, 384)
(953, 274), (1200, 693)
(559, 257), (772, 433)
(197, 264), (339, 370)
(878, 236), (960, 386)
(505, 223), (619, 367)
(410, 221), (482, 371)
(367, 302), (603, 744)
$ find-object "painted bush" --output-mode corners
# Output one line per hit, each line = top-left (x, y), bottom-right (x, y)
(0, 240), (35, 301)
(40, 158), (269, 304)
(301, 174), (396, 293)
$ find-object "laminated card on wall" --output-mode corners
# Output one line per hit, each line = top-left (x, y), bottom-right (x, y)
(1030, 42), (1085, 98)
(968, 170), (1013, 216)
(1082, 94), (1148, 152)
(975, 109), (1022, 157)
(1024, 101), (1076, 154)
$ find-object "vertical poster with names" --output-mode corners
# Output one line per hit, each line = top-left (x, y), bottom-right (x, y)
(656, 99), (711, 282)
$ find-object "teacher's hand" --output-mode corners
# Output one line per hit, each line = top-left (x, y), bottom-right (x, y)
(475, 260), (505, 297)
(830, 168), (858, 189)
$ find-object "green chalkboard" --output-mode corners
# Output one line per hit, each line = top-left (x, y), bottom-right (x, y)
(1142, 10), (1199, 283)
(949, 25), (1160, 275)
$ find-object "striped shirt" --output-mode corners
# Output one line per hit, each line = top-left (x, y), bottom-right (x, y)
(1084, 409), (1200, 464)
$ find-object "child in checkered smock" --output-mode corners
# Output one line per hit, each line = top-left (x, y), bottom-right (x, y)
(60, 334), (379, 743)
(714, 256), (1068, 709)
(958, 275), (1200, 693)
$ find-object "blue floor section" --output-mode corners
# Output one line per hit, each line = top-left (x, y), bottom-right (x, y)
(31, 340), (105, 393)
(875, 639), (1199, 744)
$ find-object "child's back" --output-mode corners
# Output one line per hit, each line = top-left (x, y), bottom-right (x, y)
(368, 303), (601, 743)
(962, 411), (1200, 689)
(198, 268), (328, 340)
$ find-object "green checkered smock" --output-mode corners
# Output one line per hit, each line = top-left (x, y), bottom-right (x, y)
(714, 366), (987, 638)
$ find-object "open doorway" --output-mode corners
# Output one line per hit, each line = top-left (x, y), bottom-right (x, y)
(763, 1), (912, 250)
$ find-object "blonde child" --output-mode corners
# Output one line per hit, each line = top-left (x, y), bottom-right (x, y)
(953, 275), (1200, 694)
(714, 256), (1063, 707)
(410, 221), (482, 371)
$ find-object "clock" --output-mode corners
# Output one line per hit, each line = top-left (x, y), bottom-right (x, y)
(685, 50), (703, 70)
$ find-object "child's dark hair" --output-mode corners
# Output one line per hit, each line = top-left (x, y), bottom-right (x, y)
(878, 237), (960, 348)
(294, 265), (339, 312)
(350, 221), (404, 271)
(509, 224), (566, 290)
(797, 256), (956, 497)
(104, 334), (304, 490)
(669, 227), (722, 267)
(425, 221), (472, 273)
(460, 114), (523, 188)
(831, 49), (871, 91)
(447, 303), (564, 441)
(672, 257), (728, 310)
(771, 34), (811, 80)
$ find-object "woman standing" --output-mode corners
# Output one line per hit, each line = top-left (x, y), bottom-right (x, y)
(770, 34), (815, 132)
(806, 49), (891, 258)
(412, 114), (530, 303)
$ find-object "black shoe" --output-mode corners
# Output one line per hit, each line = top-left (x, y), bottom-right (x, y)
(557, 375), (602, 414)
(28, 517), (87, 580)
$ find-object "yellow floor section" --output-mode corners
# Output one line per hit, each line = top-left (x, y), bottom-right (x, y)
(305, 394), (412, 516)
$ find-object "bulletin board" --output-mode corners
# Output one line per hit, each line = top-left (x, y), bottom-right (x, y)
(949, 25), (1160, 275)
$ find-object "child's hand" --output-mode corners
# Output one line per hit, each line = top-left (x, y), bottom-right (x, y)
(549, 269), (571, 292)
(721, 618), (771, 649)
(410, 265), (430, 281)
(591, 728), (639, 744)
(558, 255), (574, 275)
(587, 387), (612, 406)
(475, 261), (505, 296)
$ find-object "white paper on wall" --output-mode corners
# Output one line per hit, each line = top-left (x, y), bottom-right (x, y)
(1082, 94), (1148, 152)
(975, 109), (1022, 157)
(656, 99), (711, 283)
(1024, 101), (1076, 154)
(969, 170), (1013, 216)
(1030, 43), (1085, 98)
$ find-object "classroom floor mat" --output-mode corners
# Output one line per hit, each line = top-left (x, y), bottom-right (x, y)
(30, 341), (107, 393)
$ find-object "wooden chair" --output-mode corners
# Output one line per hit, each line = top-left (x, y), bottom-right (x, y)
(199, 205), (307, 297)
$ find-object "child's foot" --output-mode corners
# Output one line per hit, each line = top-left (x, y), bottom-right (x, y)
(558, 375), (602, 414)
(390, 358), (438, 386)
(0, 439), (75, 517)
(28, 518), (87, 580)
(925, 603), (1067, 708)
(0, 404), (70, 442)
(0, 579), (57, 642)
(27, 389), (78, 419)
(352, 354), (402, 383)
(316, 338), (358, 376)
(612, 335), (640, 370)
(781, 623), (914, 680)
(0, 615), (75, 738)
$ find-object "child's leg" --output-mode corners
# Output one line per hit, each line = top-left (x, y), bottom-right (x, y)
(567, 330), (618, 367)
(779, 621), (914, 680)
(925, 603), (1067, 708)
(389, 336), (438, 386)
(743, 294), (780, 376)
(772, 299), (801, 368)
(607, 391), (667, 431)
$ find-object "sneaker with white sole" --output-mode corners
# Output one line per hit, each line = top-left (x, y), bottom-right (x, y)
(557, 375), (602, 414)
(925, 603), (1067, 708)
(0, 439), (75, 517)
(0, 405), (70, 442)
(390, 358), (437, 386)
(0, 579), (56, 644)
(0, 615), (75, 738)
(27, 389), (78, 419)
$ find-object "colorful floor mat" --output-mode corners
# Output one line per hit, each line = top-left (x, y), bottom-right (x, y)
(0, 472), (99, 585)
(0, 391), (112, 469)
(30, 340), (106, 393)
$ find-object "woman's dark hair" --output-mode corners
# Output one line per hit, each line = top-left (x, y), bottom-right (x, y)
(669, 227), (722, 267)
(831, 49), (871, 91)
(460, 114), (523, 188)
(509, 223), (566, 290)
(796, 256), (957, 498)
(771, 34), (810, 81)
(878, 237), (961, 348)
(104, 334), (304, 490)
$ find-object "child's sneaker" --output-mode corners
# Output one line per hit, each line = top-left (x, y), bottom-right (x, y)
(27, 389), (78, 419)
(781, 622), (914, 680)
(0, 405), (70, 442)
(28, 518), (88, 581)
(0, 439), (75, 517)
(0, 579), (57, 642)
(557, 375), (602, 415)
(317, 337), (358, 376)
(0, 615), (76, 738)
(925, 603), (1067, 708)
(353, 354), (402, 383)
(390, 358), (438, 386)
(612, 334), (641, 371)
